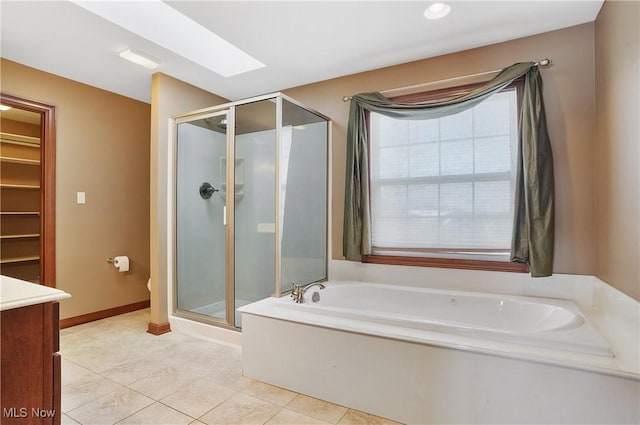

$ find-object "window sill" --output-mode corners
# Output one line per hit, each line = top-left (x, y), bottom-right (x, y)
(363, 254), (530, 273)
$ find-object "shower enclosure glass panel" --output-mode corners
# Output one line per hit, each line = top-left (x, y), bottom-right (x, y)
(234, 100), (277, 327)
(173, 93), (329, 330)
(280, 99), (328, 293)
(176, 113), (228, 322)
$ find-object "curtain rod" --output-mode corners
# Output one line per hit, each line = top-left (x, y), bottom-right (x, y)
(342, 58), (552, 102)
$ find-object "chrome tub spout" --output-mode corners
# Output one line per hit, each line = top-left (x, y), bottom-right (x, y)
(291, 282), (326, 303)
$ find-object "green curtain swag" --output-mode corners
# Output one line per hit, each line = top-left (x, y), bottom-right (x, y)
(343, 62), (554, 276)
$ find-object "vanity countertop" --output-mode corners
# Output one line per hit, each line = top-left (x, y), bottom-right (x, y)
(0, 274), (70, 311)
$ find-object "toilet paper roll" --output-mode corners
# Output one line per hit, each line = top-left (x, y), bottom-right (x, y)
(113, 256), (130, 272)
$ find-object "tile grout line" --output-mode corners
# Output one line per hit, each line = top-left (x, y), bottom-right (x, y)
(66, 384), (156, 425)
(335, 408), (349, 425)
(284, 394), (349, 424)
(114, 402), (197, 425)
(155, 400), (199, 421)
(261, 404), (284, 425)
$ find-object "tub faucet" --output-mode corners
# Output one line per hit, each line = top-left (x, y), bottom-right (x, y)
(291, 282), (326, 303)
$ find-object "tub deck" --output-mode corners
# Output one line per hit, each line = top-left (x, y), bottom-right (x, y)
(239, 276), (639, 424)
(271, 282), (615, 360)
(241, 282), (625, 376)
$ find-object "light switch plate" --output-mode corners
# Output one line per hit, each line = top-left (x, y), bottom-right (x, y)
(77, 192), (86, 204)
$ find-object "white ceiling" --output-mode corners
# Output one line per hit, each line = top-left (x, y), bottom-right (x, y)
(1, 1), (603, 104)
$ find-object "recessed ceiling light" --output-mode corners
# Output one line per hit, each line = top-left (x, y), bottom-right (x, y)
(0, 105), (12, 111)
(71, 0), (265, 77)
(119, 49), (160, 69)
(424, 2), (451, 20)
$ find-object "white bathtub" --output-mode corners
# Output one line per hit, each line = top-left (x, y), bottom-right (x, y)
(240, 276), (639, 424)
(274, 282), (613, 358)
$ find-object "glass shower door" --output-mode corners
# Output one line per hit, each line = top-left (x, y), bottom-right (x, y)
(173, 93), (329, 330)
(175, 112), (230, 324)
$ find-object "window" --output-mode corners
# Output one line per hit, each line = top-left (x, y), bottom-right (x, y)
(367, 81), (528, 271)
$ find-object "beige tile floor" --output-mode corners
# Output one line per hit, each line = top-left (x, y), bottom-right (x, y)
(60, 309), (402, 425)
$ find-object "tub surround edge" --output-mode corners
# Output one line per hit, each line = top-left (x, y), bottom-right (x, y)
(327, 261), (639, 376)
(239, 282), (638, 380)
(241, 310), (639, 425)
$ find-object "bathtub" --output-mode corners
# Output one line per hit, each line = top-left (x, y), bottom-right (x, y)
(274, 282), (613, 358)
(240, 276), (640, 424)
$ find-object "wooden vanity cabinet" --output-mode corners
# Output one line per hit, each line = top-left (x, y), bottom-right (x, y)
(1, 301), (61, 425)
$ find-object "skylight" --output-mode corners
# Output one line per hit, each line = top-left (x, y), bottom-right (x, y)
(71, 0), (265, 77)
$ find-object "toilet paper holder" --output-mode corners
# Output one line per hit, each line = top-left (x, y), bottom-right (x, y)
(107, 257), (127, 264)
(107, 256), (130, 272)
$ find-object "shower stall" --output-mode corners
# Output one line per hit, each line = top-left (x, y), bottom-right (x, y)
(172, 93), (329, 329)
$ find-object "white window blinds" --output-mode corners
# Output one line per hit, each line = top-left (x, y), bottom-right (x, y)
(369, 89), (518, 254)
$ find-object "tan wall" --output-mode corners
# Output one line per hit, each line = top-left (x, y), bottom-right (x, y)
(284, 23), (597, 275)
(594, 1), (640, 300)
(1, 58), (151, 319)
(149, 73), (227, 327)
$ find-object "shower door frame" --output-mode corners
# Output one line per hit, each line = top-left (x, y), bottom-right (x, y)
(170, 92), (331, 331)
(172, 107), (237, 329)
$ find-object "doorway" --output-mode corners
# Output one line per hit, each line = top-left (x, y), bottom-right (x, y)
(0, 93), (56, 287)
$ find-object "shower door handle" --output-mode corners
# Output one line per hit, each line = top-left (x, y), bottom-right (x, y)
(223, 206), (227, 226)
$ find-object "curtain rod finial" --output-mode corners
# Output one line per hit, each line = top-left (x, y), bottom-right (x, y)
(343, 96), (351, 102)
(538, 58), (552, 67)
